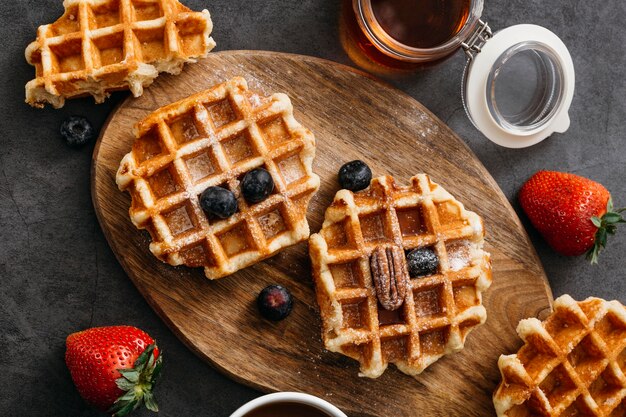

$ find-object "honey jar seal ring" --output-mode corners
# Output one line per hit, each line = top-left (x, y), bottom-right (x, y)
(463, 24), (575, 148)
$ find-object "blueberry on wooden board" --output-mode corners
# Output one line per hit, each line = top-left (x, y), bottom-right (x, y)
(338, 160), (372, 191)
(257, 285), (293, 321)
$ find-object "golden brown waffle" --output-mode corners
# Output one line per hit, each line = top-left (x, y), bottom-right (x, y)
(309, 174), (492, 378)
(25, 0), (215, 108)
(494, 295), (626, 417)
(116, 77), (320, 279)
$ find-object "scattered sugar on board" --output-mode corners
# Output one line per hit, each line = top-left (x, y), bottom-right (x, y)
(249, 93), (262, 107)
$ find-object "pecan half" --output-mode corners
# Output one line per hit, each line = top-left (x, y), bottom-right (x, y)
(370, 245), (409, 311)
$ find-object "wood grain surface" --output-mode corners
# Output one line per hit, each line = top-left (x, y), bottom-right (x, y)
(91, 51), (553, 417)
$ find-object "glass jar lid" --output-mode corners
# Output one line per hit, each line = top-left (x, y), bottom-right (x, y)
(462, 24), (575, 148)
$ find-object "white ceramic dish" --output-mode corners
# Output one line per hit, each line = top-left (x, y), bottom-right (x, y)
(229, 392), (348, 417)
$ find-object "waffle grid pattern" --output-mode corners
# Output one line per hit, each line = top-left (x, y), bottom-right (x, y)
(310, 174), (492, 378)
(494, 295), (626, 417)
(117, 77), (320, 279)
(25, 0), (215, 108)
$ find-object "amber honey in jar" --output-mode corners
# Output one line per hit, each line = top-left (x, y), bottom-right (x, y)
(372, 0), (470, 48)
(340, 0), (484, 71)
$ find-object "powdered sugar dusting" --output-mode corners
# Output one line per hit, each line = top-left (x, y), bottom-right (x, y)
(447, 240), (471, 271)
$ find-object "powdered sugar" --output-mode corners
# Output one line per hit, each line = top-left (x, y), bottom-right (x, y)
(446, 240), (472, 271)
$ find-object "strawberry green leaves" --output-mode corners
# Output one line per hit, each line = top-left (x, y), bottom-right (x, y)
(587, 198), (626, 264)
(109, 343), (162, 416)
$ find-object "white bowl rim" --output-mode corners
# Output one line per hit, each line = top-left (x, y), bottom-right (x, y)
(229, 392), (348, 417)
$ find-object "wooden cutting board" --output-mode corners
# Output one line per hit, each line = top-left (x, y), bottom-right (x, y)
(92, 51), (553, 417)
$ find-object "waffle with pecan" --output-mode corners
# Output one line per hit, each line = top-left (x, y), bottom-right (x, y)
(25, 0), (215, 108)
(309, 174), (492, 378)
(494, 295), (626, 417)
(117, 77), (320, 279)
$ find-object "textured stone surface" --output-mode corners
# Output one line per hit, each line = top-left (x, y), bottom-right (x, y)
(0, 0), (624, 415)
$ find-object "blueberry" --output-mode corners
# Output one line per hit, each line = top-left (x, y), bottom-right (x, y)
(200, 186), (238, 219)
(241, 168), (274, 204)
(60, 116), (95, 148)
(257, 285), (293, 321)
(338, 160), (372, 191)
(406, 248), (439, 277)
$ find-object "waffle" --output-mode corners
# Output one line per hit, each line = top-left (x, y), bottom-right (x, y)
(493, 295), (626, 417)
(25, 0), (215, 108)
(116, 77), (320, 279)
(309, 174), (492, 378)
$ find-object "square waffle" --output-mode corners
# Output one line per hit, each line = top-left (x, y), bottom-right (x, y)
(25, 0), (215, 108)
(309, 174), (492, 378)
(116, 77), (320, 279)
(494, 295), (626, 417)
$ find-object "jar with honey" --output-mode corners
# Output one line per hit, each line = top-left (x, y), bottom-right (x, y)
(341, 0), (483, 68)
(341, 0), (577, 148)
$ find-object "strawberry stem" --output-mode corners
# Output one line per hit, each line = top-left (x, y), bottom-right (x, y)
(587, 198), (626, 264)
(108, 343), (162, 416)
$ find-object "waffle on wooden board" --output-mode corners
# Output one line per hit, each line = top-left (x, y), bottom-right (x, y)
(309, 174), (492, 378)
(117, 77), (320, 279)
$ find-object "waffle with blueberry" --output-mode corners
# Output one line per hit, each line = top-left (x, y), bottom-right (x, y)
(309, 174), (492, 378)
(494, 295), (626, 417)
(25, 0), (215, 108)
(116, 77), (320, 279)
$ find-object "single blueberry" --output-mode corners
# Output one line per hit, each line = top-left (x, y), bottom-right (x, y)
(257, 285), (293, 321)
(241, 168), (274, 204)
(200, 186), (238, 219)
(338, 160), (372, 192)
(60, 116), (96, 148)
(406, 248), (439, 277)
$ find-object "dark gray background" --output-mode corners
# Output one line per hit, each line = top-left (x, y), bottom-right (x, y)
(1, 1), (624, 416)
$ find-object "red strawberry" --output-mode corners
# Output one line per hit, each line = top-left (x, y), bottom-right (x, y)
(519, 170), (625, 263)
(65, 326), (162, 416)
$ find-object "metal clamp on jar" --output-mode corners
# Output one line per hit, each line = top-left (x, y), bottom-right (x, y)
(342, 0), (575, 149)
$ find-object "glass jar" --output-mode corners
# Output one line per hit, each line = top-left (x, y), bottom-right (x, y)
(341, 0), (576, 148)
(351, 0), (484, 64)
